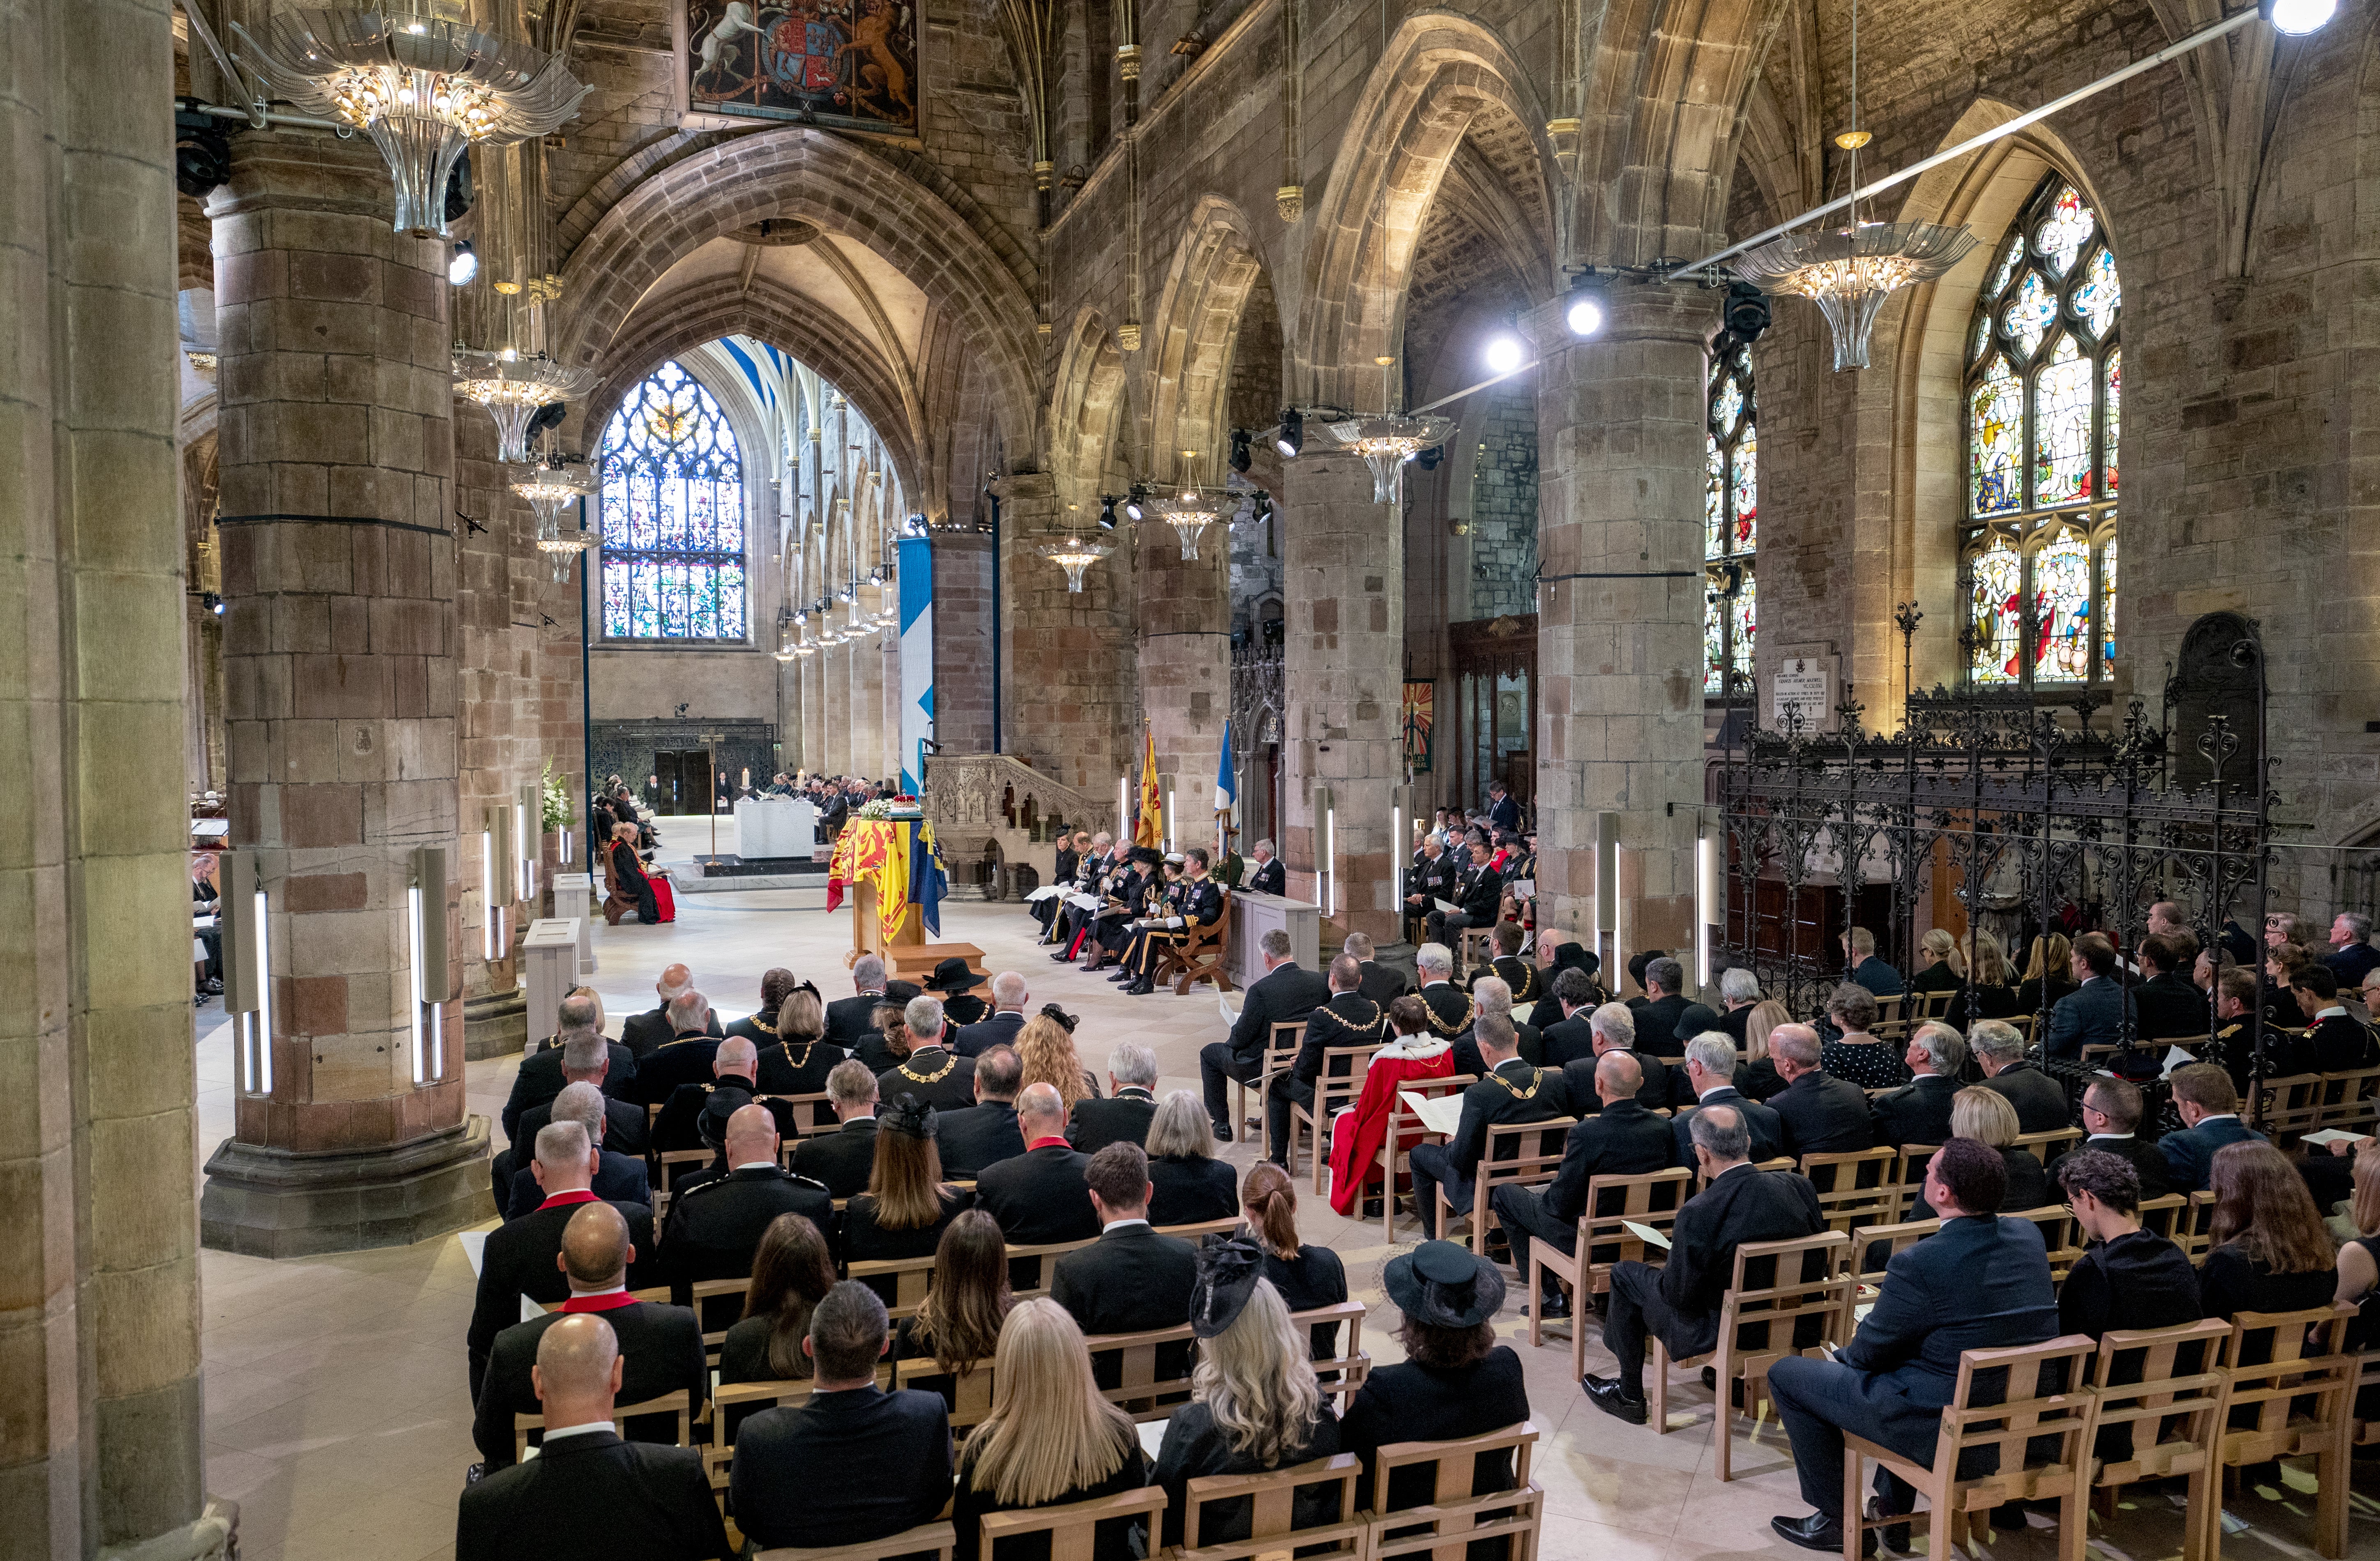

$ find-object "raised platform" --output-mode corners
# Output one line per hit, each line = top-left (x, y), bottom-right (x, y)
(883, 941), (986, 981)
(691, 854), (829, 877)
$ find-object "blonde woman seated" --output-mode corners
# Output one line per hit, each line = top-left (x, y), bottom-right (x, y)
(1908, 1089), (2049, 1217)
(1908, 928), (1968, 997)
(1959, 931), (2022, 1025)
(1736, 999), (1793, 1101)
(1145, 1089), (1240, 1225)
(952, 1298), (1150, 1561)
(1016, 1010), (1101, 1107)
(1151, 1236), (1342, 1548)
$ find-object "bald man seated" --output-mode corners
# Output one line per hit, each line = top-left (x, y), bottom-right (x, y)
(620, 962), (723, 1062)
(467, 1121), (657, 1403)
(648, 1035), (797, 1183)
(472, 1202), (708, 1472)
(457, 1314), (730, 1561)
(502, 1081), (651, 1220)
(659, 1104), (835, 1320)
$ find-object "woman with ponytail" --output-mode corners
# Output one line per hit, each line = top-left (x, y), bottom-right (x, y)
(1240, 1161), (1348, 1358)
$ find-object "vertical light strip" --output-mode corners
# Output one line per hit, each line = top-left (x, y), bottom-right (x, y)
(251, 888), (272, 1094)
(482, 829), (498, 961)
(1119, 775), (1129, 839)
(1164, 783), (1175, 852)
(406, 881), (427, 1085)
(1390, 804), (1404, 915)
(1323, 803), (1337, 917)
(1696, 828), (1716, 993)
(516, 801), (531, 903)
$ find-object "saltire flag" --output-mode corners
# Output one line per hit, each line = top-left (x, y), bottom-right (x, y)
(1134, 724), (1163, 847)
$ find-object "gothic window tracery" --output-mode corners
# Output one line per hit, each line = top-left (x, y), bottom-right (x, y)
(598, 360), (750, 641)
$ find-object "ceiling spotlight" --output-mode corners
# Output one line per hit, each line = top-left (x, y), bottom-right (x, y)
(447, 240), (477, 287)
(1564, 277), (1608, 339)
(1123, 489), (1145, 522)
(1097, 495), (1118, 530)
(1275, 408), (1304, 459)
(1483, 335), (1526, 375)
(1228, 428), (1251, 473)
(2261, 0), (2337, 33)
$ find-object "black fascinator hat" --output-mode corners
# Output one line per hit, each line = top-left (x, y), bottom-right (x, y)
(1190, 1233), (1267, 1338)
(1038, 1002), (1080, 1034)
(880, 1091), (938, 1140)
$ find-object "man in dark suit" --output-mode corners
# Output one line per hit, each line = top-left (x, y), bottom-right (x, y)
(730, 1282), (954, 1549)
(1401, 834), (1458, 944)
(1629, 958), (1691, 1059)
(1539, 968), (1602, 1067)
(2053, 1149), (2202, 1342)
(1765, 1140), (2060, 1552)
(501, 997), (636, 1140)
(1326, 932), (1400, 1008)
(1068, 1041), (1158, 1155)
(624, 991), (726, 1107)
(1406, 1015), (1566, 1239)
(1970, 1019), (2071, 1133)
(1765, 1025), (1875, 1156)
(621, 964), (723, 1061)
(974, 1083), (1099, 1243)
(876, 994), (977, 1112)
(651, 1036), (796, 1162)
(1672, 1034), (1784, 1165)
(504, 1081), (651, 1219)
(2159, 1063), (2268, 1193)
(472, 1202), (707, 1471)
(1840, 927), (1906, 1000)
(1555, 1002), (1669, 1115)
(467, 1121), (656, 1402)
(660, 1104), (835, 1313)
(1199, 929), (1329, 1140)
(1467, 920), (1541, 1006)
(2044, 932), (2132, 1061)
(2045, 1077), (2172, 1201)
(788, 1058), (881, 1197)
(825, 953), (889, 1050)
(1053, 1143), (1200, 1384)
(1583, 1105), (1829, 1422)
(1246, 838), (1287, 897)
(1470, 975), (1541, 1066)
(950, 970), (1031, 1057)
(1491, 1051), (1673, 1318)
(2284, 964), (2380, 1073)
(2131, 934), (2206, 1040)
(1266, 954), (1391, 1165)
(498, 1029), (648, 1209)
(456, 1313), (732, 1561)
(935, 1043), (1030, 1175)
(1423, 838), (1500, 948)
(1866, 1022), (1967, 1150)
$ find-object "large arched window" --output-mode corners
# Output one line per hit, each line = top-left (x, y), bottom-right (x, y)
(598, 361), (749, 641)
(1963, 177), (2119, 688)
(1704, 340), (1756, 695)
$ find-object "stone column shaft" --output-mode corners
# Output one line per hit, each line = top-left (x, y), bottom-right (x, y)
(850, 612), (885, 782)
(821, 642), (852, 775)
(994, 470), (1131, 796)
(1136, 520), (1231, 853)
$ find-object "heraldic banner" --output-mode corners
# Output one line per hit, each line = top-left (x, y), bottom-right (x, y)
(676, 0), (919, 137)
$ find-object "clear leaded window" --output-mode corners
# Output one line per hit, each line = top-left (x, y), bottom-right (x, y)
(1705, 341), (1756, 695)
(1963, 177), (2119, 688)
(598, 361), (749, 641)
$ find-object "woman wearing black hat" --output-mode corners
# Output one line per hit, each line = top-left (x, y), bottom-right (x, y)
(1339, 1241), (1530, 1532)
(1150, 1236), (1342, 1548)
(928, 957), (992, 1027)
(843, 1094), (973, 1289)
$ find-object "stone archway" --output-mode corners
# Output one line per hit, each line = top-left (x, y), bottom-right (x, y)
(1145, 196), (1273, 487)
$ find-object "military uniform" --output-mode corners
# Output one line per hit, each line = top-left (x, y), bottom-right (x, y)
(1123, 873), (1224, 985)
(1468, 952), (1540, 1006)
(657, 1163), (835, 1318)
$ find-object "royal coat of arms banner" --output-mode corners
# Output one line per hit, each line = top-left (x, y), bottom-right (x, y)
(675, 0), (920, 137)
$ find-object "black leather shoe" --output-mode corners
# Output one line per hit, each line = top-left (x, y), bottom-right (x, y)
(1126, 979), (1156, 996)
(1532, 1292), (1571, 1321)
(1772, 1514), (1871, 1555)
(1701, 1366), (1718, 1391)
(1580, 1374), (1647, 1425)
(1211, 1120), (1234, 1143)
(1865, 1501), (1911, 1553)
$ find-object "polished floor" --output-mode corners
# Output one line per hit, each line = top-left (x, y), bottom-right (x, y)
(191, 820), (2371, 1561)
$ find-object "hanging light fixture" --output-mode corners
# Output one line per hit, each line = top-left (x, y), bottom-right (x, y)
(233, 2), (592, 239)
(1146, 486), (1227, 560)
(454, 273), (600, 462)
(1317, 357), (1451, 504)
(1730, 0), (1975, 371)
(1039, 536), (1113, 593)
(512, 457), (597, 581)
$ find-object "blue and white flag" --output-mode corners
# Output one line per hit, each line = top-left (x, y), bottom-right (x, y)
(1216, 719), (1236, 810)
(898, 532), (933, 796)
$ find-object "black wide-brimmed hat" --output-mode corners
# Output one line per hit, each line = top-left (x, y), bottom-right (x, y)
(925, 958), (983, 992)
(697, 1084), (756, 1151)
(1190, 1234), (1266, 1338)
(1383, 1239), (1505, 1328)
(883, 979), (924, 1005)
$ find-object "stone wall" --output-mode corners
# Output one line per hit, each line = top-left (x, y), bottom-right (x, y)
(1465, 383), (1539, 620)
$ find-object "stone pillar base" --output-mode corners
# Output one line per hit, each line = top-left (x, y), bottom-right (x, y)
(464, 988), (528, 1061)
(200, 1120), (494, 1257)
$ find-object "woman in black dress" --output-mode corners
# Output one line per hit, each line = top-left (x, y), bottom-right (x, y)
(1908, 928), (1969, 998)
(843, 1094), (971, 1296)
(1144, 1090), (1239, 1225)
(1958, 932), (2023, 1028)
(893, 1208), (1012, 1405)
(1736, 1000), (1793, 1101)
(2198, 1140), (2339, 1324)
(951, 1299), (1149, 1561)
(1241, 1160), (1348, 1358)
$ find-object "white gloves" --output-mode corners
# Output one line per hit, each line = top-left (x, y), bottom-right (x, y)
(1165, 916), (1184, 929)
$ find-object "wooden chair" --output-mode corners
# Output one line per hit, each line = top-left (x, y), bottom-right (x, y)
(2352, 1345), (2380, 1448)
(1154, 1216), (1247, 1241)
(1433, 1116), (1576, 1257)
(848, 1253), (938, 1318)
(1456, 925), (1493, 974)
(1004, 1236), (1096, 1298)
(752, 1521), (956, 1561)
(2202, 1304), (2359, 1560)
(652, 1148), (717, 1220)
(1374, 1075), (1476, 1241)
(2135, 1192), (2186, 1242)
(1910, 990), (1955, 1021)
(1289, 1300), (1371, 1411)
(1292, 1040), (1388, 1190)
(1177, 1453), (1365, 1561)
(2007, 1205), (2085, 1281)
(2077, 1318), (2231, 1561)
(514, 1388), (694, 1465)
(1875, 993), (1905, 1023)
(1163, 893), (1235, 995)
(1800, 1147), (1904, 1232)
(2318, 1064), (2380, 1131)
(2174, 1190), (2218, 1260)
(690, 1277), (747, 1358)
(2257, 1072), (2327, 1144)
(1527, 1167), (1692, 1382)
(705, 1378), (818, 1491)
(1080, 1321), (1199, 1419)
(1847, 1217), (1940, 1290)
(1362, 1423), (1543, 1561)
(1645, 1231), (1855, 1481)
(763, 1090), (839, 1137)
(1237, 1022), (1305, 1141)
(894, 1354), (999, 1437)
(977, 1483), (1167, 1561)
(1842, 1335), (2097, 1561)
(2012, 1127), (2083, 1163)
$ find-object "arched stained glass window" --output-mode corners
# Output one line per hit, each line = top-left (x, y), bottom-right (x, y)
(598, 361), (749, 641)
(1705, 341), (1756, 696)
(1961, 176), (2119, 688)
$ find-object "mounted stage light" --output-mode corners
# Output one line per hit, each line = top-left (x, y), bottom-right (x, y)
(1482, 334), (1526, 375)
(2261, 0), (2337, 34)
(1275, 408), (1304, 459)
(1123, 489), (1145, 522)
(1564, 276), (1609, 338)
(1228, 428), (1251, 473)
(1722, 281), (1772, 347)
(448, 239), (478, 286)
(1097, 495), (1118, 531)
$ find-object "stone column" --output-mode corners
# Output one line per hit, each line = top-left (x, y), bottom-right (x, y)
(799, 642), (825, 776)
(0, 0), (219, 1545)
(200, 129), (489, 1255)
(1280, 451), (1402, 942)
(880, 623), (904, 787)
(849, 608), (885, 783)
(820, 642), (852, 776)
(994, 469), (1131, 798)
(454, 402), (530, 1057)
(931, 527), (996, 754)
(1524, 283), (1713, 959)
(1136, 520), (1230, 853)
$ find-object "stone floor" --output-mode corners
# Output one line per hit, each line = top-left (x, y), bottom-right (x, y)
(189, 821), (2373, 1561)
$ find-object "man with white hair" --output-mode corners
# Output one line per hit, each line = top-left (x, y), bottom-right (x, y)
(952, 970), (1030, 1057)
(1714, 965), (1763, 1043)
(2324, 909), (2380, 986)
(1867, 1021), (1966, 1149)
(788, 1057), (882, 1197)
(502, 1079), (651, 1218)
(1247, 837), (1286, 897)
(623, 962), (721, 1059)
(1970, 1017), (2068, 1133)
(1670, 1032), (1783, 1166)
(1266, 954), (1390, 1165)
(876, 993), (976, 1111)
(1470, 975), (1540, 1066)
(626, 988), (726, 1106)
(825, 953), (889, 1049)
(1070, 1041), (1160, 1154)
(1414, 941), (1474, 1043)
(1556, 1001), (1670, 1114)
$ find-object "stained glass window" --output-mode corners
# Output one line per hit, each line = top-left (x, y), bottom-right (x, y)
(1704, 343), (1756, 696)
(597, 361), (749, 641)
(1961, 175), (2120, 689)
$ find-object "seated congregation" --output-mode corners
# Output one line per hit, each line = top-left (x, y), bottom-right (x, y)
(458, 911), (2380, 1560)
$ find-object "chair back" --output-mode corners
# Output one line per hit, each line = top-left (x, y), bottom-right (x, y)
(2006, 1206), (2083, 1280)
(976, 1483), (1169, 1561)
(2256, 1073), (2326, 1142)
(2011, 1126), (2082, 1162)
(1716, 1231), (1855, 1376)
(2080, 1317), (2231, 1487)
(1289, 1300), (1371, 1407)
(1363, 1422), (1542, 1561)
(1930, 1335), (2098, 1510)
(1375, 1074), (1477, 1239)
(2353, 1347), (2380, 1447)
(1576, 1167), (1694, 1292)
(1911, 990), (1954, 1020)
(2174, 1190), (2218, 1259)
(514, 1388), (692, 1465)
(652, 1148), (717, 1218)
(2212, 1303), (2359, 1462)
(847, 1254), (937, 1318)
(1155, 1217), (1247, 1242)
(763, 1091), (839, 1137)
(1799, 1147), (1904, 1230)
(1180, 1453), (1365, 1561)
(751, 1520), (957, 1561)
(2319, 1065), (2380, 1131)
(894, 1353), (1000, 1434)
(690, 1276), (747, 1354)
(1081, 1320), (1200, 1419)
(2135, 1193), (2186, 1241)
(1266, 1022), (1306, 1070)
(1847, 1217), (1941, 1289)
(1003, 1236), (1096, 1297)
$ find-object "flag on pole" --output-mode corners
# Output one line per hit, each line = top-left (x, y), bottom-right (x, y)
(1214, 719), (1236, 852)
(1134, 724), (1163, 847)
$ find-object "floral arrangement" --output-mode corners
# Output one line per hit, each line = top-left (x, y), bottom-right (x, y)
(858, 794), (923, 820)
(540, 760), (572, 833)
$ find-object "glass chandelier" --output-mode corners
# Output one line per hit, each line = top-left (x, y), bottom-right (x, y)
(454, 274), (601, 462)
(1146, 486), (1228, 559)
(511, 457), (596, 581)
(234, 2), (592, 239)
(1317, 357), (1450, 504)
(1728, 0), (1975, 371)
(1040, 536), (1113, 593)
